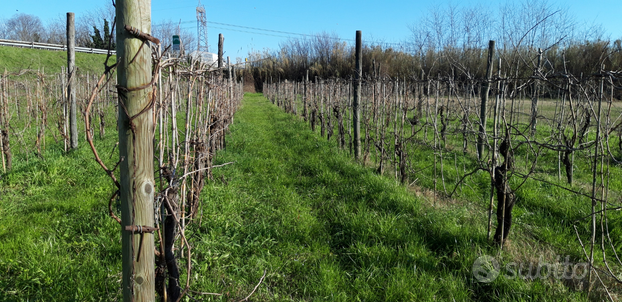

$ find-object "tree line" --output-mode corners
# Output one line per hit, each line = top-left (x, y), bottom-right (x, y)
(0, 2), (115, 48)
(0, 2), (195, 52)
(245, 0), (622, 93)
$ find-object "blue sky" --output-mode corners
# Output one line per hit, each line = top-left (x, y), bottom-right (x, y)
(2, 0), (620, 61)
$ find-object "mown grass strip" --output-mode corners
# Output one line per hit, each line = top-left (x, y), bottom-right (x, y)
(189, 93), (591, 301)
(0, 92), (602, 301)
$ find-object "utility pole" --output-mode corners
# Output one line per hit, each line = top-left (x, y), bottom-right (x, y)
(353, 30), (362, 160)
(67, 12), (78, 149)
(116, 0), (156, 300)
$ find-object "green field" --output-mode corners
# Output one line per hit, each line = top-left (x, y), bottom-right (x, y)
(1, 90), (617, 301)
(0, 46), (114, 74)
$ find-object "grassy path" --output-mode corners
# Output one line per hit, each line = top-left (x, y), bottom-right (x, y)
(190, 93), (587, 301)
(0, 92), (593, 301)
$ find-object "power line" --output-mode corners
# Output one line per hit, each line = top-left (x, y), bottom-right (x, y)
(207, 26), (295, 39)
(152, 5), (196, 12)
(154, 20), (194, 26)
(208, 21), (322, 39)
(212, 21), (408, 48)
(179, 25), (293, 39)
(158, 19), (409, 50)
(160, 20), (347, 41)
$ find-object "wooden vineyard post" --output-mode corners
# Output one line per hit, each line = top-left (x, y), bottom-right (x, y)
(353, 30), (362, 160)
(1, 69), (10, 171)
(320, 80), (324, 137)
(228, 56), (233, 103)
(116, 0), (157, 300)
(0, 70), (5, 173)
(487, 57), (502, 240)
(477, 40), (494, 160)
(304, 70), (308, 121)
(218, 33), (224, 69)
(530, 48), (543, 136)
(158, 44), (164, 178)
(67, 12), (78, 149)
(60, 66), (69, 152)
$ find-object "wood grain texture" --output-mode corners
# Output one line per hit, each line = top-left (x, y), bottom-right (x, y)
(477, 40), (495, 160)
(116, 0), (156, 301)
(67, 12), (78, 149)
(353, 30), (362, 159)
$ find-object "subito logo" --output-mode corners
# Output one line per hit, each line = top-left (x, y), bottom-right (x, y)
(472, 255), (500, 283)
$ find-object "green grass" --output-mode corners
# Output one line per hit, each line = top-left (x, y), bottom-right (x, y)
(0, 92), (612, 301)
(0, 45), (114, 74)
(283, 91), (622, 274)
(185, 93), (596, 301)
(0, 124), (122, 300)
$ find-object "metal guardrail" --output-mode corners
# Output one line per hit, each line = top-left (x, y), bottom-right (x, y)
(0, 39), (116, 55)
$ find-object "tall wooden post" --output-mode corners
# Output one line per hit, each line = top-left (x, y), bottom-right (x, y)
(353, 30), (362, 160)
(116, 1), (156, 301)
(530, 48), (543, 135)
(477, 40), (495, 160)
(0, 70), (5, 173)
(227, 56), (232, 100)
(303, 69), (308, 120)
(61, 67), (68, 152)
(67, 12), (78, 149)
(0, 69), (9, 171)
(218, 33), (224, 69)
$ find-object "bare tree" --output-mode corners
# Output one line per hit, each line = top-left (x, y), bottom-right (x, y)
(0, 18), (7, 39)
(498, 0), (574, 50)
(74, 16), (94, 47)
(45, 15), (67, 44)
(152, 20), (196, 53)
(5, 13), (45, 42)
(460, 5), (494, 50)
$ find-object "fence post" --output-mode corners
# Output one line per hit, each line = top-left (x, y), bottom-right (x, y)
(0, 70), (5, 172)
(304, 69), (308, 120)
(530, 48), (543, 135)
(67, 12), (78, 149)
(116, 0), (156, 300)
(477, 40), (495, 160)
(227, 56), (232, 101)
(218, 33), (224, 69)
(353, 30), (362, 160)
